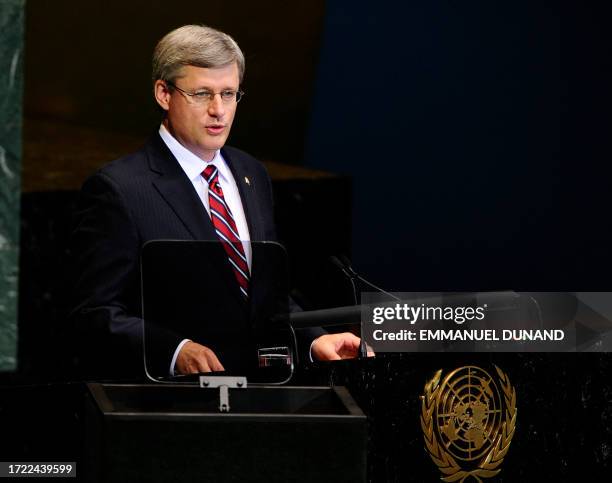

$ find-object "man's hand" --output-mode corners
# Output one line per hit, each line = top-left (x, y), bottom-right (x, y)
(175, 341), (225, 374)
(311, 332), (374, 361)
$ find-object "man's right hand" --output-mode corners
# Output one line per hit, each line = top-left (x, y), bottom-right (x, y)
(175, 341), (225, 374)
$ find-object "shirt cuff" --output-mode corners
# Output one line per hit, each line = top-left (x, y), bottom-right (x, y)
(170, 339), (191, 376)
(309, 338), (317, 363)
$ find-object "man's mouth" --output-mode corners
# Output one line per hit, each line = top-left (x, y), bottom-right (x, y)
(205, 125), (225, 135)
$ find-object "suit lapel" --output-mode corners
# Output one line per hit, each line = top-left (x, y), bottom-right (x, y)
(147, 134), (217, 241)
(145, 135), (248, 308)
(221, 147), (263, 242)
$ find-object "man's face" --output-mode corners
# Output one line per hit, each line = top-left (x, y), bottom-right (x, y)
(156, 63), (240, 161)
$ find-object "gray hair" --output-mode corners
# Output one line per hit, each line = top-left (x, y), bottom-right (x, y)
(152, 25), (245, 86)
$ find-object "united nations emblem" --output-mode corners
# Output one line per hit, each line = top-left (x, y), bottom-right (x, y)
(420, 365), (517, 482)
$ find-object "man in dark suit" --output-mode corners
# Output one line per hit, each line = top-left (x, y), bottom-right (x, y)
(69, 24), (363, 378)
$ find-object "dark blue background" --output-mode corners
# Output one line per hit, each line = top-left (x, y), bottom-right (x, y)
(305, 1), (612, 291)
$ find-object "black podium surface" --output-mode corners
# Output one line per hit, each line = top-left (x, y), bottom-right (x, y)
(85, 383), (367, 483)
(1, 352), (611, 482)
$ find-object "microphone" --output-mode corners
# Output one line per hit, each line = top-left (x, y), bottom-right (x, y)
(330, 256), (398, 359)
(330, 255), (401, 302)
(329, 256), (358, 305)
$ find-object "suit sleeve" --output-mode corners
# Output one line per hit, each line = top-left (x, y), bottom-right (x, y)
(68, 172), (181, 378)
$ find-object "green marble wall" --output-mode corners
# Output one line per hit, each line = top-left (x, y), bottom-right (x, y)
(0, 0), (24, 372)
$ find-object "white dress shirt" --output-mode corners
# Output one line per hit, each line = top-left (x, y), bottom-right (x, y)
(158, 124), (252, 265)
(158, 124), (252, 375)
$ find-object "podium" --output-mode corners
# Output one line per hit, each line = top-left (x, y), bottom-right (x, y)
(85, 383), (367, 483)
(81, 241), (367, 482)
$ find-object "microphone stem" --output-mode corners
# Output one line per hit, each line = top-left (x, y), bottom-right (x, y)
(355, 275), (401, 301)
(348, 276), (358, 305)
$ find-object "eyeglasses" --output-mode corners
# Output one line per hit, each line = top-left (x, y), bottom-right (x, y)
(166, 80), (244, 105)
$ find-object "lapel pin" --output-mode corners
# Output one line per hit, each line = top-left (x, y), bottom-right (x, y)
(244, 176), (251, 186)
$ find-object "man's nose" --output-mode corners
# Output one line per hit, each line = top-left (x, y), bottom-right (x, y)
(207, 94), (225, 118)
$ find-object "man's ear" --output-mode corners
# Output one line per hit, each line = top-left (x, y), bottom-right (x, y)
(154, 80), (171, 111)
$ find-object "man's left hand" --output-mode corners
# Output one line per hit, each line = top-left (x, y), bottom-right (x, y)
(311, 332), (374, 361)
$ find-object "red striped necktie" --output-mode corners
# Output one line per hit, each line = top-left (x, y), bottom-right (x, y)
(202, 165), (250, 298)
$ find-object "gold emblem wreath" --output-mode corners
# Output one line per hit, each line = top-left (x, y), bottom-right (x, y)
(420, 365), (517, 482)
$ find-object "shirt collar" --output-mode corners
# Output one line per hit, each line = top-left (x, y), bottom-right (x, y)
(158, 124), (231, 183)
